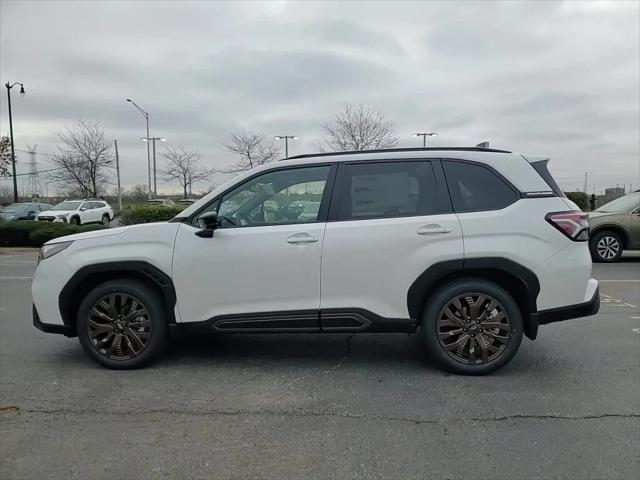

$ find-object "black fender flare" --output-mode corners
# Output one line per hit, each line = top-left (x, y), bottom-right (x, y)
(406, 258), (540, 338)
(58, 261), (177, 333)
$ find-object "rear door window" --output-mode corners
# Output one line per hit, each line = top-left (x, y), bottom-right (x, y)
(443, 160), (518, 212)
(335, 161), (437, 221)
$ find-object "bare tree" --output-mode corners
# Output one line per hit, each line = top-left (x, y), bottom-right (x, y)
(49, 120), (114, 197)
(320, 103), (399, 152)
(0, 183), (13, 202)
(160, 146), (211, 199)
(0, 136), (13, 177)
(223, 130), (279, 172)
(125, 184), (149, 202)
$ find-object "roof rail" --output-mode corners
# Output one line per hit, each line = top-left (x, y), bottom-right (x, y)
(285, 146), (512, 160)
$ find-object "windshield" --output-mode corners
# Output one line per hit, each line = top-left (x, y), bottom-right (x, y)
(597, 192), (640, 213)
(1, 203), (30, 213)
(52, 201), (82, 211)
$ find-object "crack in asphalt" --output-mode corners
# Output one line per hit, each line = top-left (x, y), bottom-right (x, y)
(2, 406), (638, 425)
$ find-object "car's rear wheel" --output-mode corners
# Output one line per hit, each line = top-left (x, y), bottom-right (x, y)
(101, 214), (110, 226)
(590, 230), (623, 263)
(421, 278), (523, 375)
(77, 279), (168, 369)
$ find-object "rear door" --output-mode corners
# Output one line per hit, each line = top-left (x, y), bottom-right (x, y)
(320, 159), (463, 328)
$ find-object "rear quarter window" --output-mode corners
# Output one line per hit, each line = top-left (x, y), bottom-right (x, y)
(443, 160), (518, 212)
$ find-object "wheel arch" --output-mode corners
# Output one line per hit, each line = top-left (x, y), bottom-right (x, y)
(590, 224), (630, 249)
(407, 258), (540, 340)
(58, 261), (177, 336)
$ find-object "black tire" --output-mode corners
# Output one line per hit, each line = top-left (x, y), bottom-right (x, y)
(69, 216), (80, 226)
(101, 214), (110, 227)
(77, 279), (168, 369)
(590, 230), (623, 263)
(421, 278), (523, 375)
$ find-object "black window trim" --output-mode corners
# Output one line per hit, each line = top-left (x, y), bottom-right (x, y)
(327, 158), (453, 223)
(441, 158), (521, 213)
(182, 162), (338, 228)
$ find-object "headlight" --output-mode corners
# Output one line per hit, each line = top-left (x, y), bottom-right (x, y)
(38, 241), (73, 262)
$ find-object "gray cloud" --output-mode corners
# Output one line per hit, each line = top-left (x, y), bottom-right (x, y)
(1, 0), (638, 194)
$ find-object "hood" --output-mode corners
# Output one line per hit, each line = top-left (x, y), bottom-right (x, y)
(38, 209), (76, 217)
(587, 210), (613, 219)
(0, 211), (21, 219)
(45, 225), (130, 244)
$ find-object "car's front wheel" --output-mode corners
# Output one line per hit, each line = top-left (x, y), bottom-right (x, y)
(421, 278), (523, 375)
(101, 214), (110, 226)
(590, 230), (623, 263)
(69, 216), (80, 226)
(77, 279), (168, 369)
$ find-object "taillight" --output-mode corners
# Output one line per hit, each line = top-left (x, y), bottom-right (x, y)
(545, 211), (589, 241)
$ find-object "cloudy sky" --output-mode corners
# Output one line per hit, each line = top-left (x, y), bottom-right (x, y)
(1, 0), (639, 195)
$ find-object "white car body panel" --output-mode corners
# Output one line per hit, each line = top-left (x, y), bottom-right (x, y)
(32, 223), (180, 326)
(320, 214), (463, 318)
(455, 197), (591, 310)
(172, 221), (325, 323)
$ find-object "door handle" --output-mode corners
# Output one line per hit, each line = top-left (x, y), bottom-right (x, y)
(286, 233), (319, 244)
(417, 224), (451, 235)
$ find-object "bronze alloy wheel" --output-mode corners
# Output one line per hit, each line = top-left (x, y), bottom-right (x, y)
(437, 293), (511, 364)
(87, 293), (152, 361)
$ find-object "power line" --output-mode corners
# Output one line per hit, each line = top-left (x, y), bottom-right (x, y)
(14, 148), (58, 158)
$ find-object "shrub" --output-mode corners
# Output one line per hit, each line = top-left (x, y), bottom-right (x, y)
(0, 221), (106, 247)
(0, 221), (45, 247)
(120, 206), (184, 225)
(565, 191), (589, 210)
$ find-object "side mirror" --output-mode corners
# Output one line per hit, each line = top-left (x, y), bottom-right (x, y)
(80, 207), (87, 211)
(195, 211), (219, 238)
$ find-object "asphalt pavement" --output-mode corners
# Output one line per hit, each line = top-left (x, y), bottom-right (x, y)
(0, 250), (638, 480)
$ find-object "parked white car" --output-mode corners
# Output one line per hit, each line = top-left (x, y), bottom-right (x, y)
(32, 147), (598, 374)
(37, 199), (114, 226)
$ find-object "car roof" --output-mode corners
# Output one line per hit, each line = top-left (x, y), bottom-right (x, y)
(286, 146), (511, 161)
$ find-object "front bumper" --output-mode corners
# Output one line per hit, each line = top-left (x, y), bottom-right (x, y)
(33, 304), (74, 337)
(532, 284), (600, 326)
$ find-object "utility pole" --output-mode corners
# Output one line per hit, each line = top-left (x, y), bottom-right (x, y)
(25, 145), (41, 198)
(5, 81), (25, 202)
(126, 99), (152, 200)
(114, 139), (122, 212)
(141, 137), (165, 196)
(275, 135), (297, 158)
(413, 132), (438, 147)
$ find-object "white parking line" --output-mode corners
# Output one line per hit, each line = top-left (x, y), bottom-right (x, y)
(0, 276), (32, 280)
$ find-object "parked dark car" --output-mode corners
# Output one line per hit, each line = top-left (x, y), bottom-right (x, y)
(0, 202), (51, 221)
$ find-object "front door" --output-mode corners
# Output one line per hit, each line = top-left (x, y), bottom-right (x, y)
(172, 164), (335, 331)
(320, 160), (463, 329)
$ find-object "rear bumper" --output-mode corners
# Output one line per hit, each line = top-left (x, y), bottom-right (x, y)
(33, 304), (74, 337)
(532, 284), (600, 326)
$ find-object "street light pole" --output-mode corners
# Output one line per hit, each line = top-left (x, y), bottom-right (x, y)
(5, 81), (25, 202)
(126, 98), (152, 199)
(413, 132), (438, 148)
(141, 137), (166, 196)
(274, 135), (298, 158)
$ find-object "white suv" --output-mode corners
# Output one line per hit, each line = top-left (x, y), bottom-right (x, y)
(31, 148), (599, 374)
(37, 199), (114, 226)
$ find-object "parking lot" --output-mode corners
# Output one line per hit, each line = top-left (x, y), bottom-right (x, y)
(0, 250), (638, 480)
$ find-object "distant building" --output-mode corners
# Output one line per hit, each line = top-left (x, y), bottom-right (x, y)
(596, 187), (627, 209)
